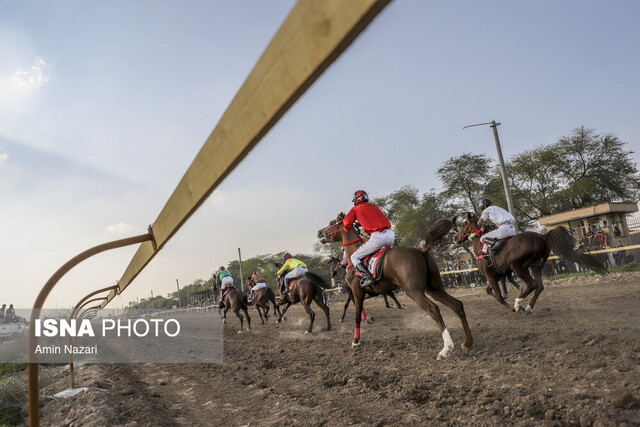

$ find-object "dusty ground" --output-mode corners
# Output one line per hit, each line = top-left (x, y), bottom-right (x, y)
(38, 273), (640, 426)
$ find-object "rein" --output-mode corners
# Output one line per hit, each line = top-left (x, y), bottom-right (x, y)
(341, 238), (363, 247)
(323, 219), (363, 247)
(459, 220), (479, 241)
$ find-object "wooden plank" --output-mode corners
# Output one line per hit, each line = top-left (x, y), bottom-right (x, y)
(102, 0), (392, 308)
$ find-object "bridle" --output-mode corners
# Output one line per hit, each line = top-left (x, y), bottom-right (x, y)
(458, 218), (480, 242)
(323, 219), (363, 247)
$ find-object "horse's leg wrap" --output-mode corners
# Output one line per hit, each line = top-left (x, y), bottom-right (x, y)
(437, 328), (455, 360)
(353, 325), (360, 340)
(514, 297), (524, 311)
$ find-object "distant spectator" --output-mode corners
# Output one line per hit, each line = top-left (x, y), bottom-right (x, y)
(613, 241), (625, 266)
(613, 225), (622, 237)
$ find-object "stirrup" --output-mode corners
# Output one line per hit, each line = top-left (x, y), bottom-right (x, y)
(359, 276), (374, 288)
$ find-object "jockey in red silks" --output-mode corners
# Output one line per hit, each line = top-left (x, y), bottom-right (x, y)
(343, 190), (395, 288)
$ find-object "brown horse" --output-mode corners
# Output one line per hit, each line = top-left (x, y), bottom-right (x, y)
(318, 213), (473, 359)
(246, 277), (282, 324)
(328, 256), (406, 322)
(218, 287), (251, 333)
(454, 212), (608, 313)
(275, 270), (331, 334)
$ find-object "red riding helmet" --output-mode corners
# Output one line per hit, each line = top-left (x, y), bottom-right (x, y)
(218, 266), (226, 271)
(282, 253), (292, 262)
(352, 190), (369, 205)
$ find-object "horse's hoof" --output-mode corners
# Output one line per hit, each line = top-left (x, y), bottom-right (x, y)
(436, 353), (449, 360)
(461, 341), (473, 349)
(237, 330), (242, 334)
(304, 331), (311, 334)
(339, 318), (344, 323)
(525, 306), (533, 315)
(351, 341), (360, 348)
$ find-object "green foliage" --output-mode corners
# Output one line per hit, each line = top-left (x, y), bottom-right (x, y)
(508, 127), (640, 227)
(611, 262), (640, 272)
(0, 363), (25, 376)
(437, 153), (494, 212)
(375, 186), (449, 247)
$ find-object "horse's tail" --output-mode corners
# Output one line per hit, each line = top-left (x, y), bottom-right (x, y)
(242, 293), (252, 307)
(542, 227), (608, 275)
(303, 271), (331, 289)
(422, 218), (455, 252)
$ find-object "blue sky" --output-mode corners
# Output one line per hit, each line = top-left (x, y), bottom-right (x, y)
(1, 0), (639, 308)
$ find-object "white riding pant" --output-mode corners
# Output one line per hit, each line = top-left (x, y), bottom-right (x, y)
(481, 224), (516, 243)
(220, 276), (234, 290)
(284, 267), (308, 286)
(351, 229), (395, 267)
(251, 282), (267, 293)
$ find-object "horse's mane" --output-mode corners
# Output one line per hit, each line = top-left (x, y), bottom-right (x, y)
(302, 271), (331, 289)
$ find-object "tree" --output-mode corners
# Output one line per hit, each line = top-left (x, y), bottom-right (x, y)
(553, 126), (640, 208)
(506, 145), (563, 226)
(505, 127), (640, 223)
(375, 186), (449, 247)
(437, 153), (495, 212)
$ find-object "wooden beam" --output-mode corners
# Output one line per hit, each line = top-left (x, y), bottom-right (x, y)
(102, 0), (392, 308)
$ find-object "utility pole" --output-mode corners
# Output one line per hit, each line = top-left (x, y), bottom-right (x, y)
(150, 290), (154, 310)
(463, 120), (519, 232)
(238, 248), (244, 292)
(175, 279), (182, 307)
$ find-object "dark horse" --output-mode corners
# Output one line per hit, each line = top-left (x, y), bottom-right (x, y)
(218, 287), (251, 333)
(327, 256), (405, 323)
(275, 270), (331, 334)
(319, 213), (473, 359)
(246, 277), (282, 325)
(454, 212), (608, 313)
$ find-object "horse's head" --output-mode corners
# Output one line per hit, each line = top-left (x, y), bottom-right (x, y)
(317, 212), (346, 244)
(454, 212), (481, 243)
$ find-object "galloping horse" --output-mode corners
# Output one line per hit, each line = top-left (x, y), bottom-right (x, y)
(218, 287), (251, 333)
(246, 277), (282, 324)
(327, 256), (404, 323)
(275, 270), (331, 334)
(454, 212), (608, 313)
(329, 257), (405, 310)
(318, 213), (473, 359)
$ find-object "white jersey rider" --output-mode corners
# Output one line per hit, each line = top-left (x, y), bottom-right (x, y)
(477, 198), (517, 252)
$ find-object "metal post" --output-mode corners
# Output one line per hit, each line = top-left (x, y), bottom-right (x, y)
(176, 279), (182, 307)
(238, 248), (244, 292)
(463, 120), (519, 232)
(69, 293), (111, 388)
(28, 232), (153, 427)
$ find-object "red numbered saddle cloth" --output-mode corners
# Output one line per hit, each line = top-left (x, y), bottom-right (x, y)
(348, 247), (391, 281)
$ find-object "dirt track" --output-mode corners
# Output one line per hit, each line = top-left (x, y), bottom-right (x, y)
(41, 273), (640, 426)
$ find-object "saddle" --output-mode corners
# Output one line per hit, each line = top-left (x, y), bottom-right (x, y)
(349, 247), (391, 282)
(285, 279), (299, 300)
(477, 236), (512, 258)
(477, 237), (513, 274)
(221, 286), (238, 298)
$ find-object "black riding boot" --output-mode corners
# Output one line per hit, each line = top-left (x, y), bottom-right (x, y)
(355, 263), (374, 288)
(483, 237), (497, 253)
